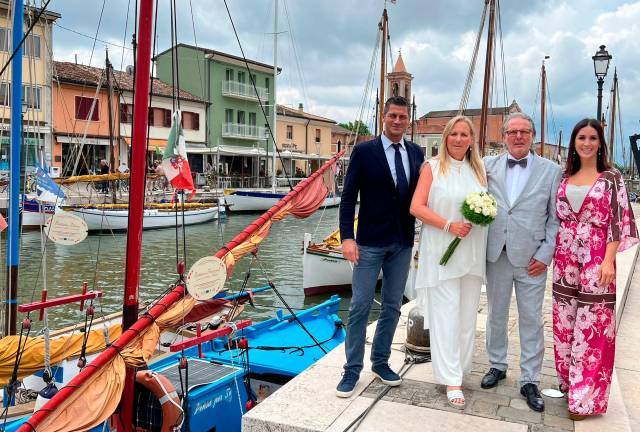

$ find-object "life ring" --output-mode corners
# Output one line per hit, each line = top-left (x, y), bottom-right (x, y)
(136, 370), (183, 432)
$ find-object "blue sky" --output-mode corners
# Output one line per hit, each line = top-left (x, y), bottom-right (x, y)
(49, 0), (640, 165)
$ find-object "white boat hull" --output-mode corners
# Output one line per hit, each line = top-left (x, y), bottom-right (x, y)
(22, 203), (57, 228)
(226, 191), (340, 212)
(68, 206), (219, 231)
(302, 233), (419, 297)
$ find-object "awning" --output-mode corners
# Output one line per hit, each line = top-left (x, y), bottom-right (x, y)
(277, 151), (334, 161)
(123, 137), (167, 150)
(185, 143), (210, 154)
(56, 135), (111, 146)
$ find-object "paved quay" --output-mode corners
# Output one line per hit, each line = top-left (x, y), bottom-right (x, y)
(243, 228), (640, 431)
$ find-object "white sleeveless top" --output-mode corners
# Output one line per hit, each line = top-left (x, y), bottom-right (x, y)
(414, 157), (488, 290)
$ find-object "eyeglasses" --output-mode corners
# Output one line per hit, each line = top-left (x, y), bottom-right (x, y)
(505, 129), (532, 137)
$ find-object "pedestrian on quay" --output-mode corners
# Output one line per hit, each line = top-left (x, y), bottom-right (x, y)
(481, 112), (562, 412)
(552, 118), (638, 420)
(99, 159), (110, 193)
(336, 96), (424, 398)
(409, 115), (488, 409)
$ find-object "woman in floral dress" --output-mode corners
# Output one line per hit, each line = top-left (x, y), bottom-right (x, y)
(553, 118), (638, 419)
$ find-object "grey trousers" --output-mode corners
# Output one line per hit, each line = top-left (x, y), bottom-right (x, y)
(485, 250), (546, 386)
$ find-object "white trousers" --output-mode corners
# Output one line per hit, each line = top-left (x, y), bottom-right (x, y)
(427, 275), (482, 386)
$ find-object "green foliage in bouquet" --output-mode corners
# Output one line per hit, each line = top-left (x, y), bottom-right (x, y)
(461, 192), (497, 226)
(439, 191), (497, 266)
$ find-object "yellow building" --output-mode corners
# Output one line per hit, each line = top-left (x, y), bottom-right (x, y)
(276, 104), (336, 177)
(0, 2), (60, 172)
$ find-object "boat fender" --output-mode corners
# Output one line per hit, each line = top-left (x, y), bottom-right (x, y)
(208, 315), (222, 330)
(246, 399), (257, 411)
(34, 382), (59, 412)
(136, 370), (183, 432)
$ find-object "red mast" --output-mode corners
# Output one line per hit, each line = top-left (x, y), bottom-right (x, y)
(120, 0), (155, 428)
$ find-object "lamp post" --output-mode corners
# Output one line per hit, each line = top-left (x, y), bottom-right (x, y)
(592, 45), (612, 124)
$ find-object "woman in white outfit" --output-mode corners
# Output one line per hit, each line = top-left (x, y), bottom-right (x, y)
(409, 115), (488, 409)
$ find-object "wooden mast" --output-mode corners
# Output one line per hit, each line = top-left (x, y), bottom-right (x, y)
(540, 58), (547, 157)
(478, 0), (496, 156)
(119, 0), (154, 428)
(378, 8), (388, 135)
(608, 69), (617, 165)
(106, 49), (117, 203)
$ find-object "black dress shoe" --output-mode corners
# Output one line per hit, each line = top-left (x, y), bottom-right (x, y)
(481, 368), (506, 389)
(520, 383), (545, 412)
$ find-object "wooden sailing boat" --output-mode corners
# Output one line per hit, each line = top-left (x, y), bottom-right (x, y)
(21, 53), (222, 231)
(3, 1), (347, 431)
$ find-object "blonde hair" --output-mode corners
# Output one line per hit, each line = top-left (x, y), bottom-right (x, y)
(437, 115), (487, 186)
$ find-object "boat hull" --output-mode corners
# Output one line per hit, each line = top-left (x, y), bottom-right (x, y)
(67, 206), (219, 231)
(4, 296), (345, 432)
(21, 199), (57, 228)
(226, 190), (340, 212)
(302, 233), (419, 297)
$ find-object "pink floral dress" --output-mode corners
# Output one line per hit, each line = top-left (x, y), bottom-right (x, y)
(553, 169), (638, 415)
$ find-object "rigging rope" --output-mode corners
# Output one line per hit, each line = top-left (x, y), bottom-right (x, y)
(252, 255), (327, 354)
(282, 0), (309, 112)
(458, 1), (487, 113)
(496, 0), (509, 107)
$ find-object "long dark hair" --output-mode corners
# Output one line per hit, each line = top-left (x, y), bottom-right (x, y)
(564, 118), (611, 175)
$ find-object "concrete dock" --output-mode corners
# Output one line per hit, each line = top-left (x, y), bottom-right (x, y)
(243, 230), (640, 431)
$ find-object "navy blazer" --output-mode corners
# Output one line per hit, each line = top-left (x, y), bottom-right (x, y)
(339, 136), (424, 247)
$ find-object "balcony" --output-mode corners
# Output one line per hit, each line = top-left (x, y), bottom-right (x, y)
(222, 80), (269, 102)
(222, 122), (268, 140)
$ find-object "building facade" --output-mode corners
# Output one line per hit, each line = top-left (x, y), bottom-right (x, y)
(409, 100), (523, 156)
(52, 61), (205, 176)
(275, 103), (336, 177)
(155, 44), (276, 188)
(0, 2), (60, 172)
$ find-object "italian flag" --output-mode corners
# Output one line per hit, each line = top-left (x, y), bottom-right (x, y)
(162, 110), (195, 196)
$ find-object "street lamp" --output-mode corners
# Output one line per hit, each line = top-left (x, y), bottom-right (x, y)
(592, 45), (612, 123)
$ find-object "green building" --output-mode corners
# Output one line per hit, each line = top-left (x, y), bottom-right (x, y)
(155, 44), (276, 188)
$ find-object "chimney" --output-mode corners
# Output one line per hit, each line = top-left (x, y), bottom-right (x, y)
(298, 103), (303, 112)
(75, 54), (78, 64)
(126, 65), (134, 75)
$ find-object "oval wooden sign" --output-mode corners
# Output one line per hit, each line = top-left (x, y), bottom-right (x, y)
(186, 256), (227, 300)
(45, 212), (88, 245)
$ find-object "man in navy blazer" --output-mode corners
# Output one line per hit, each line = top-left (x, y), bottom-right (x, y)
(336, 96), (424, 397)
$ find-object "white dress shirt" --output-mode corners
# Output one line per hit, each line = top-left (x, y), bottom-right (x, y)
(505, 151), (533, 206)
(381, 134), (410, 185)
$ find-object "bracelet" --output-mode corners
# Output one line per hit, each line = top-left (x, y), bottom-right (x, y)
(443, 220), (452, 232)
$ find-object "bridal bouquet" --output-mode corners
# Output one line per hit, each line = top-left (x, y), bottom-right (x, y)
(439, 191), (497, 265)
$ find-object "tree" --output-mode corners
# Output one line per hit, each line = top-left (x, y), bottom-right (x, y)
(339, 120), (372, 136)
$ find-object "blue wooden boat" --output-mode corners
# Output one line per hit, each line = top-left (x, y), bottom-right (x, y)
(2, 295), (345, 432)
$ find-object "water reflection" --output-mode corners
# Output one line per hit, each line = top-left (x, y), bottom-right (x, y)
(2, 207), (357, 329)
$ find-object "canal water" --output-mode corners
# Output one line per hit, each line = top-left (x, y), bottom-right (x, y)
(1, 207), (364, 331)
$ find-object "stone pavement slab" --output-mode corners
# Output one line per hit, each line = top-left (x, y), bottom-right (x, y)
(325, 399), (527, 432)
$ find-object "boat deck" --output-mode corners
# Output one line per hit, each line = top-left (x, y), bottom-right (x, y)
(243, 230), (640, 431)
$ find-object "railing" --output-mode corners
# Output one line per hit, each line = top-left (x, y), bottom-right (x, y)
(222, 122), (268, 140)
(222, 80), (269, 101)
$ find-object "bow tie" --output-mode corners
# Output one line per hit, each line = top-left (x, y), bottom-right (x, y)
(507, 158), (527, 168)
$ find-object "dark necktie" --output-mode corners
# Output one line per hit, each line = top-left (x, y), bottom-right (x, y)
(507, 158), (527, 168)
(392, 143), (409, 201)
